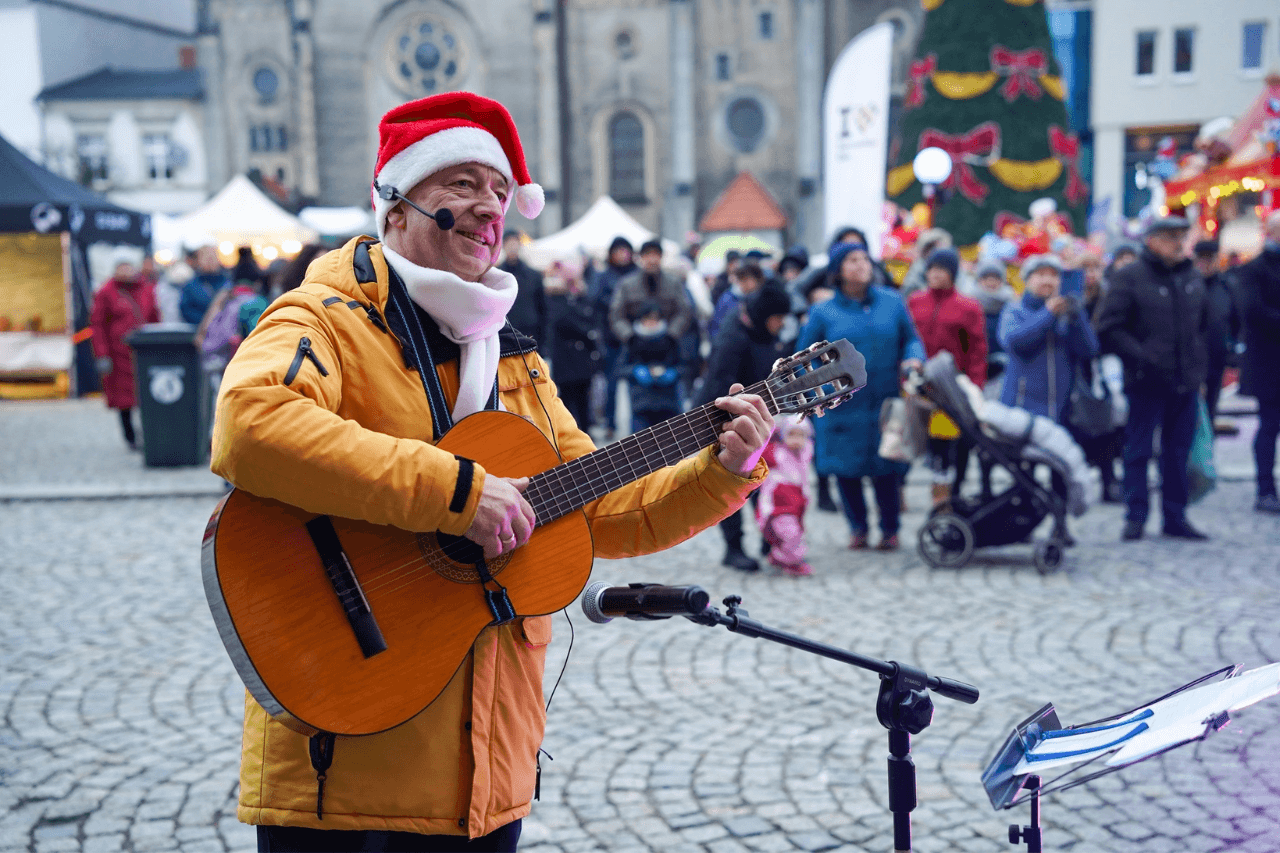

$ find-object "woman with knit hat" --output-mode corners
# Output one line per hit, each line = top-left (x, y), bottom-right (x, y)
(800, 241), (924, 549)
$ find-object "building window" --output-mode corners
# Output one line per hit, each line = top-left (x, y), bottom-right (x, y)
(614, 30), (636, 60)
(250, 126), (262, 152)
(253, 67), (279, 102)
(726, 97), (766, 153)
(608, 111), (645, 203)
(759, 11), (773, 40)
(1135, 30), (1156, 75)
(715, 53), (731, 81)
(1173, 28), (1194, 74)
(1242, 22), (1265, 70)
(76, 134), (108, 184)
(277, 126), (288, 152)
(143, 134), (173, 181)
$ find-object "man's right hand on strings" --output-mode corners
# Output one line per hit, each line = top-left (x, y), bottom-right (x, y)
(465, 475), (535, 559)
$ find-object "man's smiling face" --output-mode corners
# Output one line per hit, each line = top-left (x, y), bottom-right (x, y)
(384, 162), (511, 281)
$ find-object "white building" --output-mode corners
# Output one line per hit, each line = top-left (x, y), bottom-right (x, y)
(1091, 0), (1279, 220)
(39, 68), (209, 215)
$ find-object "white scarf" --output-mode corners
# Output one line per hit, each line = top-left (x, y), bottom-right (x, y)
(381, 246), (518, 421)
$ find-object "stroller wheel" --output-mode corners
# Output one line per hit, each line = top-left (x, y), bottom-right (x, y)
(1033, 539), (1065, 574)
(917, 513), (975, 568)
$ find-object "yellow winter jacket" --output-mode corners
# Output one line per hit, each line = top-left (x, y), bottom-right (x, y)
(211, 237), (764, 837)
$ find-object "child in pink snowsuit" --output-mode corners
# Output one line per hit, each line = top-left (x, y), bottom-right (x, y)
(757, 415), (814, 576)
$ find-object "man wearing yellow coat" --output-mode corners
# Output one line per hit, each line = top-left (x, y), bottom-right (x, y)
(211, 91), (773, 852)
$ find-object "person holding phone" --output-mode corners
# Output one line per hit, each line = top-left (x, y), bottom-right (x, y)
(997, 254), (1099, 422)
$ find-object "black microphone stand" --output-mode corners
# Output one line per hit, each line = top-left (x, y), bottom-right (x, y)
(685, 595), (980, 853)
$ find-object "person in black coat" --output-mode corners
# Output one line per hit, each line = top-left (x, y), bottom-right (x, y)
(1095, 217), (1211, 541)
(696, 283), (793, 572)
(500, 231), (547, 346)
(1192, 239), (1241, 423)
(1235, 212), (1280, 513)
(545, 260), (601, 430)
(588, 237), (637, 437)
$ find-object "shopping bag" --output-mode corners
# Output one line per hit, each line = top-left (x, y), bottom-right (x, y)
(1187, 396), (1216, 504)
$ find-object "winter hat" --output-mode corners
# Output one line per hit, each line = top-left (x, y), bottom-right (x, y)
(372, 91), (544, 239)
(974, 259), (1006, 281)
(1019, 254), (1062, 281)
(925, 247), (960, 280)
(827, 241), (868, 273)
(745, 282), (793, 330)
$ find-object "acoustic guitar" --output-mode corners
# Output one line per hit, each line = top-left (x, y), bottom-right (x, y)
(202, 339), (865, 736)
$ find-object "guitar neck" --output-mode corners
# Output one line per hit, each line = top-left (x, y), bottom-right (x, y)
(526, 378), (780, 526)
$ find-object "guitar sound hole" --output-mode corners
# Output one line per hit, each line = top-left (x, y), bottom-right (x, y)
(437, 533), (484, 565)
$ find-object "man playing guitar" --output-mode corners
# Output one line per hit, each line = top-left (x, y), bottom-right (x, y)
(211, 91), (774, 852)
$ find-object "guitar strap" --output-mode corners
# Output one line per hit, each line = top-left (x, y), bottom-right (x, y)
(308, 731), (336, 819)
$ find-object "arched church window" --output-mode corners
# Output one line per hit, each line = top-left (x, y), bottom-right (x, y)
(609, 112), (645, 202)
(386, 13), (468, 96)
(253, 67), (279, 103)
(726, 97), (765, 153)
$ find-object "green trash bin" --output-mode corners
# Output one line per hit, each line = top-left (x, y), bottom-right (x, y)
(127, 323), (209, 467)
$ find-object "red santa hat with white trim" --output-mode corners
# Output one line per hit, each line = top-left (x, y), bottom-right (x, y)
(372, 91), (545, 239)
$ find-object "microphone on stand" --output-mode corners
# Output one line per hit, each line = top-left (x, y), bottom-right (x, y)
(373, 180), (455, 230)
(580, 582), (711, 624)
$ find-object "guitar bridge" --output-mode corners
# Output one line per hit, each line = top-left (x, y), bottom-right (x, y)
(305, 516), (388, 659)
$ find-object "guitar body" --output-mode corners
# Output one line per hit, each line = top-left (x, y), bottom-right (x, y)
(201, 410), (593, 737)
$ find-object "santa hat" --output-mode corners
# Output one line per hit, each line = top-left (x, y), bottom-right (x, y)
(372, 91), (544, 239)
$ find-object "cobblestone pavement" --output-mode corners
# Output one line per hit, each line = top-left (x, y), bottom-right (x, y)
(2, 400), (1278, 852)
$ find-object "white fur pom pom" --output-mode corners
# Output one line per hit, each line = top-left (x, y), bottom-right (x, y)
(515, 183), (545, 219)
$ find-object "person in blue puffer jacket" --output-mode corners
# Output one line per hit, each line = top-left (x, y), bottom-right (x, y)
(998, 254), (1099, 422)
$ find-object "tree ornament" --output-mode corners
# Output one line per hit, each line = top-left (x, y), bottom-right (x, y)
(990, 46), (1047, 101)
(922, 0), (946, 9)
(905, 55), (938, 108)
(917, 122), (1002, 204)
(1048, 126), (1088, 205)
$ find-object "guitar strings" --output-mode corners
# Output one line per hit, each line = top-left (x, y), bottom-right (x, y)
(347, 371), (815, 603)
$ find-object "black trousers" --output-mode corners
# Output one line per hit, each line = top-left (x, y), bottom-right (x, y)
(118, 408), (136, 446)
(257, 820), (521, 853)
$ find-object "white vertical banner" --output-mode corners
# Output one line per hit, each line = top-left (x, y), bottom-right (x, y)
(823, 22), (893, 259)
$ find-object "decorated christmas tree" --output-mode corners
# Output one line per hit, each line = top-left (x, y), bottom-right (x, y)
(887, 0), (1088, 247)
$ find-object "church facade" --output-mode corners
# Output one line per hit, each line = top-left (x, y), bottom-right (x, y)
(199, 0), (920, 250)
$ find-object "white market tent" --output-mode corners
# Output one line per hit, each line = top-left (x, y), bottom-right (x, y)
(171, 175), (318, 249)
(523, 195), (680, 270)
(298, 205), (374, 238)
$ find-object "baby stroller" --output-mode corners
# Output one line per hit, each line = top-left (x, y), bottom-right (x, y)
(908, 353), (1088, 574)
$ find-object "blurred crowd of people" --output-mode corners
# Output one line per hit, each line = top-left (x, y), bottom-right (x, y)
(89, 209), (1280, 573)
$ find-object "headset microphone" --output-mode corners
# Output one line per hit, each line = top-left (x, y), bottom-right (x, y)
(373, 180), (455, 231)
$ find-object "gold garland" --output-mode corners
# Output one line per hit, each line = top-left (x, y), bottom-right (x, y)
(887, 164), (917, 197)
(921, 0), (945, 9)
(931, 71), (1066, 101)
(932, 71), (997, 100)
(988, 157), (1062, 191)
(1003, 0), (1039, 5)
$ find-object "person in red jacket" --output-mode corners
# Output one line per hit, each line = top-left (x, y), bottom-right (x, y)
(90, 249), (160, 449)
(908, 248), (988, 502)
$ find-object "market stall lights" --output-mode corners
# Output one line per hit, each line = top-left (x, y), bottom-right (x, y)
(154, 249), (174, 264)
(219, 241), (234, 255)
(282, 240), (302, 254)
(262, 246), (279, 261)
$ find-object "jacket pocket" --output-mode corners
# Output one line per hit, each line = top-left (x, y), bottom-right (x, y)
(283, 336), (330, 386)
(520, 615), (553, 648)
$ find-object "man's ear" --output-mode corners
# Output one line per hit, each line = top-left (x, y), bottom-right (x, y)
(385, 202), (406, 232)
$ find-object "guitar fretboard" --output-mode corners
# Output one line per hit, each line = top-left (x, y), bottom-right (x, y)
(525, 378), (779, 525)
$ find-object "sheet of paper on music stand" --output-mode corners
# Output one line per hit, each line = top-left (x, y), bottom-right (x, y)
(1013, 663), (1280, 775)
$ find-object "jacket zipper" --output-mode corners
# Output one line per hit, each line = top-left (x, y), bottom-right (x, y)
(284, 336), (330, 386)
(1047, 333), (1056, 416)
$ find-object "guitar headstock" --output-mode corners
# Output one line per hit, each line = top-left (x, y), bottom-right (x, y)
(766, 339), (867, 419)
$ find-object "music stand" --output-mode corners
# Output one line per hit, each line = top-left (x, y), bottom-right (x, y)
(981, 662), (1280, 851)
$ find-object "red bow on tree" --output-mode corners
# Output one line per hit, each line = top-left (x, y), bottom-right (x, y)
(990, 46), (1047, 102)
(1048, 126), (1088, 206)
(918, 122), (1002, 204)
(906, 54), (937, 109)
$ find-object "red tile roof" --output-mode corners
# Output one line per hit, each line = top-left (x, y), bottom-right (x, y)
(697, 171), (788, 232)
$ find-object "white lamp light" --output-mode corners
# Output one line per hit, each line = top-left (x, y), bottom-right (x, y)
(912, 147), (953, 186)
